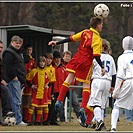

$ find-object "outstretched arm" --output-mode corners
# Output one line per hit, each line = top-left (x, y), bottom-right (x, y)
(48, 38), (71, 46)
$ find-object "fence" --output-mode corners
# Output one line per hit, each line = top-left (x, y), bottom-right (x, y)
(65, 85), (125, 122)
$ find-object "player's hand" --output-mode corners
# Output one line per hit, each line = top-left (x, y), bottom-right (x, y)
(31, 84), (38, 89)
(112, 95), (116, 99)
(112, 92), (117, 99)
(109, 87), (114, 93)
(44, 84), (49, 89)
(1, 80), (8, 86)
(51, 94), (54, 100)
(48, 41), (57, 46)
(101, 68), (105, 76)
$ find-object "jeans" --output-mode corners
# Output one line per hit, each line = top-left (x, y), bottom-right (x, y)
(0, 84), (12, 117)
(125, 109), (133, 122)
(7, 80), (23, 124)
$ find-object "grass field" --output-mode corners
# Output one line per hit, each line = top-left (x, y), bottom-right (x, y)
(0, 113), (133, 132)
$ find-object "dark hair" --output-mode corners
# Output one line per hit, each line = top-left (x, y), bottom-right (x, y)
(24, 44), (33, 49)
(90, 16), (103, 29)
(53, 50), (61, 58)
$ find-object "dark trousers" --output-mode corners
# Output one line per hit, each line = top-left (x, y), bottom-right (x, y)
(0, 84), (12, 117)
(46, 92), (59, 123)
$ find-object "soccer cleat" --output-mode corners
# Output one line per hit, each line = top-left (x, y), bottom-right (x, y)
(4, 111), (15, 118)
(110, 128), (116, 132)
(95, 120), (104, 131)
(86, 122), (96, 129)
(55, 100), (62, 112)
(43, 121), (50, 126)
(50, 120), (60, 126)
(101, 125), (107, 131)
(27, 122), (32, 126)
(78, 108), (87, 127)
(34, 122), (41, 126)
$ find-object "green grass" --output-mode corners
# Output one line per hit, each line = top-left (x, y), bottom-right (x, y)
(0, 113), (133, 132)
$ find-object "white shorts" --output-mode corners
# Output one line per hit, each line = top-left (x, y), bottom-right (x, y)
(87, 78), (111, 109)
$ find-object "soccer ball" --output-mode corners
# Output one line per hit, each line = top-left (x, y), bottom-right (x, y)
(4, 116), (16, 126)
(94, 3), (109, 18)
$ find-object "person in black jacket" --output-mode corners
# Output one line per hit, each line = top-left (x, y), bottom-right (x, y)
(2, 36), (27, 126)
(0, 40), (15, 125)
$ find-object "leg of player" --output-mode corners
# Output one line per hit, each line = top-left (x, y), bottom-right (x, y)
(110, 105), (119, 131)
(55, 73), (75, 112)
(78, 82), (91, 127)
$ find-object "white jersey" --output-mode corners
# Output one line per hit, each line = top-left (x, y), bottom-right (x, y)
(113, 50), (133, 109)
(87, 52), (116, 109)
(117, 50), (133, 80)
(92, 52), (116, 80)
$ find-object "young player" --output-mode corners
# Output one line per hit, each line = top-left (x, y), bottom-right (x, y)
(22, 44), (36, 122)
(43, 52), (56, 125)
(48, 16), (105, 126)
(26, 56), (50, 125)
(110, 36), (133, 131)
(52, 50), (66, 124)
(45, 52), (56, 105)
(62, 50), (80, 119)
(86, 39), (116, 131)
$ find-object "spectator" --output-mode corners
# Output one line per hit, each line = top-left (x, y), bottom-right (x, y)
(50, 50), (66, 125)
(0, 40), (15, 126)
(62, 50), (80, 119)
(43, 52), (56, 125)
(26, 56), (50, 125)
(2, 35), (27, 126)
(22, 44), (36, 122)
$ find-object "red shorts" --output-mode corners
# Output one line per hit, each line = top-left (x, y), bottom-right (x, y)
(66, 53), (93, 84)
(31, 89), (48, 107)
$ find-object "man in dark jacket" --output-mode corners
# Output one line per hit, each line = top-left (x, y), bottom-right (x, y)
(2, 36), (27, 126)
(0, 40), (15, 125)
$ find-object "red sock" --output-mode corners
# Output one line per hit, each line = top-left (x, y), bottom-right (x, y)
(81, 88), (93, 124)
(22, 106), (28, 121)
(43, 107), (49, 122)
(27, 108), (34, 122)
(57, 82), (70, 102)
(80, 88), (91, 109)
(35, 109), (42, 122)
(85, 107), (93, 124)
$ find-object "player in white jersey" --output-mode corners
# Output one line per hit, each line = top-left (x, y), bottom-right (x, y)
(87, 39), (116, 131)
(110, 36), (133, 132)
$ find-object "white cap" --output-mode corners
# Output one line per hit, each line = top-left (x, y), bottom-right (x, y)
(122, 36), (133, 50)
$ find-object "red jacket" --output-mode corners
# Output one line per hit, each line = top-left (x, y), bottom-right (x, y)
(53, 63), (66, 93)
